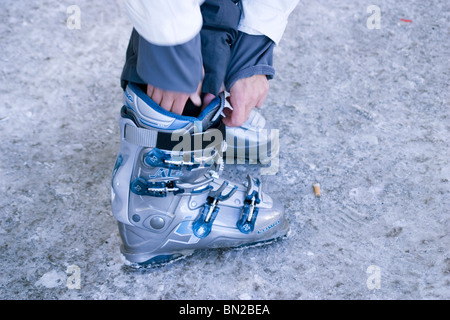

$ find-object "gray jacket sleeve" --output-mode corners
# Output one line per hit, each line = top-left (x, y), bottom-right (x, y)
(225, 32), (275, 91)
(137, 33), (203, 93)
(120, 28), (203, 94)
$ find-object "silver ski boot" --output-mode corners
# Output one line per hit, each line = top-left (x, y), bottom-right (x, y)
(111, 84), (289, 267)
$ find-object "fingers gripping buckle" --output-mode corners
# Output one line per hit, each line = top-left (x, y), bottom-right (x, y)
(192, 181), (237, 238)
(236, 175), (262, 234)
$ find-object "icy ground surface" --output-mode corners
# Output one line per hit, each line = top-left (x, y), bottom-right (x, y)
(1, 0), (449, 299)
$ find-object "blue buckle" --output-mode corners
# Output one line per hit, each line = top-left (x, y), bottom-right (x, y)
(192, 181), (237, 238)
(236, 175), (261, 234)
(130, 177), (182, 197)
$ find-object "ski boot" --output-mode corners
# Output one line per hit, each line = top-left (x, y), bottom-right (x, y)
(111, 83), (289, 267)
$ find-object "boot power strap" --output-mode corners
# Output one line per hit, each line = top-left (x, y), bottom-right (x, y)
(124, 119), (226, 152)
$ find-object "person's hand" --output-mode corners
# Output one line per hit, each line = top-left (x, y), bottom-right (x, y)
(223, 74), (269, 127)
(147, 81), (202, 115)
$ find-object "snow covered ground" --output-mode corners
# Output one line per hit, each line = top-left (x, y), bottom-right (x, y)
(0, 0), (449, 299)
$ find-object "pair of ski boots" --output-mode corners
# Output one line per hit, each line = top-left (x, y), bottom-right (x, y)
(111, 83), (289, 267)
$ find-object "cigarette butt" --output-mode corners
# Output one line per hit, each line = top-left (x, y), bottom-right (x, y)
(312, 182), (321, 197)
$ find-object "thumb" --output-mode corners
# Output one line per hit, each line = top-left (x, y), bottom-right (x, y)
(189, 79), (203, 107)
(189, 91), (202, 106)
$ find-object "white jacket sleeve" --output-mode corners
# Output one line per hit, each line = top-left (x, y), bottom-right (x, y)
(238, 0), (299, 45)
(125, 0), (204, 46)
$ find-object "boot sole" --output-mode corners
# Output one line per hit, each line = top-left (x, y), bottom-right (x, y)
(124, 226), (290, 270)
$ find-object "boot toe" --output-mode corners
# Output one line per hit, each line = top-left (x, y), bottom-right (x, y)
(253, 195), (289, 239)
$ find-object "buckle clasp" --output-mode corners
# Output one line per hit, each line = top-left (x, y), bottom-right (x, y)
(130, 178), (182, 197)
(192, 181), (237, 238)
(144, 148), (200, 170)
(236, 175), (261, 234)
